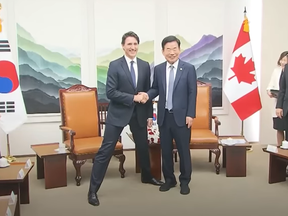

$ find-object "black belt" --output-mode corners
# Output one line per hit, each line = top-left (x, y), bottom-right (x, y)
(165, 109), (173, 113)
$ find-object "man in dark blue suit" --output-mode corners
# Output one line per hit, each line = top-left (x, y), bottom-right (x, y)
(88, 31), (162, 206)
(141, 35), (197, 195)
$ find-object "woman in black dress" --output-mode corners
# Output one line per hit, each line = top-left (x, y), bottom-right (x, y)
(267, 51), (288, 146)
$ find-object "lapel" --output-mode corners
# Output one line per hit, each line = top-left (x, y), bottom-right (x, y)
(173, 60), (184, 90)
(161, 62), (167, 94)
(136, 58), (143, 88)
(120, 56), (135, 89)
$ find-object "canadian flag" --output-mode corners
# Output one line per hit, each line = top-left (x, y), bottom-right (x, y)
(0, 11), (27, 134)
(224, 14), (262, 121)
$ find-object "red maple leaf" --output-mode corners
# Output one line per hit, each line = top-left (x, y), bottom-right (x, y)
(228, 54), (255, 84)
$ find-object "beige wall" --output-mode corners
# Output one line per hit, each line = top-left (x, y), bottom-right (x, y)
(260, 0), (288, 144)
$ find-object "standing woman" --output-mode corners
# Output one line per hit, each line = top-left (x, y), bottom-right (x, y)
(267, 51), (288, 146)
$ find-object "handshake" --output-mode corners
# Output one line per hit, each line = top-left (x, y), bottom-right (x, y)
(134, 92), (149, 104)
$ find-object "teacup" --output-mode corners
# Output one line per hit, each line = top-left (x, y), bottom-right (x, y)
(0, 157), (10, 167)
(281, 140), (288, 149)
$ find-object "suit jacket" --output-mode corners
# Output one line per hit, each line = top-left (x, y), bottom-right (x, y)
(147, 59), (197, 127)
(276, 64), (288, 116)
(105, 56), (153, 127)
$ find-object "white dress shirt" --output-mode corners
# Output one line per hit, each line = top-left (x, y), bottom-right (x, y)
(165, 59), (179, 108)
(124, 55), (138, 87)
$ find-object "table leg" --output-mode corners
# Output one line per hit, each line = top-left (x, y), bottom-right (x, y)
(43, 154), (67, 189)
(222, 147), (226, 168)
(268, 154), (287, 184)
(149, 144), (161, 180)
(226, 146), (246, 177)
(36, 155), (44, 179)
(20, 175), (29, 204)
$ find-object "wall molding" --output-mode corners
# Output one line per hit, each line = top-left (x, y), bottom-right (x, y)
(25, 114), (61, 124)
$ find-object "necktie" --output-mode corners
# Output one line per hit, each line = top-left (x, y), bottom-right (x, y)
(167, 65), (174, 110)
(130, 61), (136, 88)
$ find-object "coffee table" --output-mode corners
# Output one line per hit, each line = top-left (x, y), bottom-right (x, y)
(263, 147), (288, 184)
(126, 133), (161, 180)
(31, 143), (70, 189)
(0, 162), (34, 216)
(0, 195), (17, 216)
(219, 136), (251, 177)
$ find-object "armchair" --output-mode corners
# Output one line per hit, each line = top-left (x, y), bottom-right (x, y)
(59, 84), (125, 186)
(189, 81), (221, 174)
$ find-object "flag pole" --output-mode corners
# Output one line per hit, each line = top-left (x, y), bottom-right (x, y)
(242, 6), (252, 151)
(241, 7), (246, 138)
(5, 134), (16, 162)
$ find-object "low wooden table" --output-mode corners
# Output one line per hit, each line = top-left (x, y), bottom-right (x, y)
(219, 136), (251, 177)
(127, 133), (161, 180)
(0, 162), (34, 216)
(0, 195), (17, 216)
(263, 147), (288, 184)
(31, 143), (70, 189)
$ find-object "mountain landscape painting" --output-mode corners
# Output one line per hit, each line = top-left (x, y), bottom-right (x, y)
(96, 41), (154, 103)
(178, 34), (223, 107)
(17, 24), (81, 114)
(15, 0), (81, 114)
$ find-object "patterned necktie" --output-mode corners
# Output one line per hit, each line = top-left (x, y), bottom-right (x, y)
(167, 65), (174, 110)
(130, 61), (136, 88)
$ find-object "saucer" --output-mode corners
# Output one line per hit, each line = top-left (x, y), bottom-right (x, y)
(280, 146), (288, 150)
(0, 163), (10, 168)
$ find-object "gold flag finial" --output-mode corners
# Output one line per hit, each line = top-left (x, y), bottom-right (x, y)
(0, 3), (2, 33)
(243, 7), (249, 32)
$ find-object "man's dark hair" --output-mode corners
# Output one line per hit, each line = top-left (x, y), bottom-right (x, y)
(121, 31), (140, 45)
(277, 51), (288, 66)
(161, 35), (181, 50)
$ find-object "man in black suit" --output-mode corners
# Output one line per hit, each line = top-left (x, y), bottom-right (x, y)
(88, 31), (162, 206)
(276, 64), (288, 141)
(140, 35), (197, 195)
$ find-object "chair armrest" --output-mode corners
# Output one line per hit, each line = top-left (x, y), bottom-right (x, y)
(59, 125), (76, 151)
(212, 115), (221, 136)
(59, 126), (76, 135)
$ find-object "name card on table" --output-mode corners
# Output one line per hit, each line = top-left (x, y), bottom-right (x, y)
(8, 191), (16, 205)
(6, 206), (12, 216)
(267, 145), (278, 153)
(17, 168), (25, 179)
(25, 159), (32, 169)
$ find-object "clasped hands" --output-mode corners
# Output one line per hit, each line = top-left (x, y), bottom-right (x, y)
(134, 92), (149, 104)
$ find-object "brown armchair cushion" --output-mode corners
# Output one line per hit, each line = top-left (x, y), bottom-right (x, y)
(190, 129), (218, 144)
(64, 137), (122, 154)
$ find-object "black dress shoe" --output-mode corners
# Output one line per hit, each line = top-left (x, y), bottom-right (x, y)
(142, 178), (163, 186)
(159, 182), (177, 192)
(180, 184), (190, 195)
(88, 192), (100, 206)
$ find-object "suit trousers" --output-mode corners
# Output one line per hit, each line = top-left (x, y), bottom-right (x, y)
(89, 113), (152, 193)
(159, 110), (192, 185)
(284, 114), (288, 141)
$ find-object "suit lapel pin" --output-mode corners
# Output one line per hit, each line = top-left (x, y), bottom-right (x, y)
(180, 68), (182, 70)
